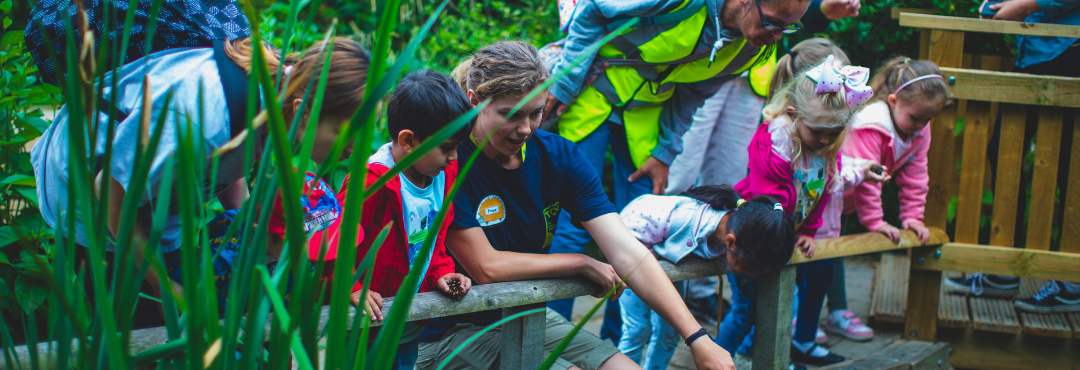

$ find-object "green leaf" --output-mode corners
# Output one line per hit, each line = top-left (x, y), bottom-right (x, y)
(0, 174), (36, 186)
(0, 0), (10, 14)
(0, 30), (20, 46)
(16, 187), (38, 207)
(0, 226), (18, 248)
(3, 17), (11, 30)
(14, 275), (48, 312)
(947, 196), (958, 222)
(0, 252), (9, 265)
(982, 188), (993, 205)
(953, 116), (965, 138)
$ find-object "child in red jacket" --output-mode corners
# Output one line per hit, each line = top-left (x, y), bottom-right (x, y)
(328, 70), (473, 369)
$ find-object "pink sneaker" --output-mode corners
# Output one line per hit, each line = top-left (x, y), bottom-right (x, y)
(791, 318), (829, 344)
(823, 310), (874, 342)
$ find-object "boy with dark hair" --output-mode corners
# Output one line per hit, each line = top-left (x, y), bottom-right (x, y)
(323, 69), (474, 369)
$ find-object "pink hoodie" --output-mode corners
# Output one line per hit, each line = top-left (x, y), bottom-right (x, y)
(735, 118), (839, 238)
(841, 101), (931, 231)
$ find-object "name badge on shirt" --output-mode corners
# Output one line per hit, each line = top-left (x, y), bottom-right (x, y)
(477, 195), (506, 227)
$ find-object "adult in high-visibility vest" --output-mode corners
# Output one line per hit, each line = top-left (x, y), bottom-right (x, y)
(544, 0), (811, 341)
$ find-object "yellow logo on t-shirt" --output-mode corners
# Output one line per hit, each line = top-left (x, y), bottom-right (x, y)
(477, 195), (506, 227)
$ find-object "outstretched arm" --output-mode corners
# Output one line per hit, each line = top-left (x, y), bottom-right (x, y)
(444, 227), (623, 298)
(582, 213), (735, 370)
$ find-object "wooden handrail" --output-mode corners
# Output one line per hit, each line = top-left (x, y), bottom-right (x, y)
(900, 13), (1080, 38)
(790, 228), (949, 264)
(940, 67), (1080, 108)
(890, 7), (938, 20)
(1, 229), (948, 368)
(911, 243), (1080, 281)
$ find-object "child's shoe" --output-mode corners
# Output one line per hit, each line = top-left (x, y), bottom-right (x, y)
(943, 273), (1020, 298)
(791, 318), (828, 344)
(823, 309), (873, 342)
(789, 342), (844, 366)
(1014, 280), (1080, 314)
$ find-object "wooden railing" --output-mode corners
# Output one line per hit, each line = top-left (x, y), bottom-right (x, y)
(897, 12), (1080, 369)
(2, 229), (947, 370)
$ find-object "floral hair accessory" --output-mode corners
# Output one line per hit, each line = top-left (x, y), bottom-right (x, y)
(803, 54), (874, 111)
(736, 199), (747, 207)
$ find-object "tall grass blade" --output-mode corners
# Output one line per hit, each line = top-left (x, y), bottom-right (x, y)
(433, 308), (547, 370)
(343, 223), (392, 369)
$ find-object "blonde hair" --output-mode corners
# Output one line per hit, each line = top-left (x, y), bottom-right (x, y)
(768, 38), (850, 99)
(451, 41), (550, 99)
(869, 56), (949, 107)
(224, 37), (372, 122)
(762, 67), (853, 180)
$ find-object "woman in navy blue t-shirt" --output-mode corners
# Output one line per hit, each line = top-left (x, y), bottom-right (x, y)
(414, 42), (735, 370)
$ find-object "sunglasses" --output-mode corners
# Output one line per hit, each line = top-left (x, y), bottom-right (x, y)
(756, 0), (801, 34)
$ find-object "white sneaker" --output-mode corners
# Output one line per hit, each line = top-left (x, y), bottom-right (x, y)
(823, 309), (874, 342)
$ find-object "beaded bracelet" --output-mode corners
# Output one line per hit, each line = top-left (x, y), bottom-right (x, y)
(685, 327), (711, 347)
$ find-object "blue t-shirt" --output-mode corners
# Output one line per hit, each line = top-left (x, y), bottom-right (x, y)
(419, 130), (615, 342)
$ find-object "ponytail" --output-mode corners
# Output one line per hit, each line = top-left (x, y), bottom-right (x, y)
(682, 185), (797, 277)
(768, 38), (850, 100)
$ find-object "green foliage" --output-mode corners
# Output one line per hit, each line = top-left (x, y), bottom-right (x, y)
(782, 0), (1013, 69)
(0, 0), (61, 322)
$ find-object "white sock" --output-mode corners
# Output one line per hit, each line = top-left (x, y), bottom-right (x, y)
(792, 340), (829, 357)
(1061, 281), (1080, 294)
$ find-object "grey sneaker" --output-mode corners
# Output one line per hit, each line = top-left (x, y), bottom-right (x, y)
(943, 273), (1020, 298)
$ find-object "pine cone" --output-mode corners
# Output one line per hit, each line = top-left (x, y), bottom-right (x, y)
(870, 164), (884, 175)
(447, 278), (467, 300)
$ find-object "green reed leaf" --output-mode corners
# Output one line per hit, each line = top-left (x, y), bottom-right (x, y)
(434, 308), (547, 370)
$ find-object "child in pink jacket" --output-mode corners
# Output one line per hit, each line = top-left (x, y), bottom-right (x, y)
(841, 57), (950, 244)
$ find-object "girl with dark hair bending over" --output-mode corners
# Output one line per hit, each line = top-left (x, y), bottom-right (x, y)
(414, 41), (736, 370)
(617, 185), (796, 369)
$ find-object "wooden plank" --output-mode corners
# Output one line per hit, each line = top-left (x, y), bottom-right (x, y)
(938, 327), (1079, 370)
(938, 286), (972, 328)
(911, 243), (1080, 282)
(970, 297), (1022, 334)
(1062, 113), (1080, 254)
(790, 228), (949, 264)
(891, 7), (939, 19)
(1066, 313), (1080, 339)
(814, 357), (907, 370)
(752, 265), (795, 370)
(880, 339), (935, 362)
(922, 30), (965, 230)
(909, 342), (951, 370)
(900, 13), (1080, 38)
(904, 269), (942, 341)
(1018, 278), (1073, 338)
(1027, 107), (1064, 250)
(501, 303), (546, 370)
(871, 253), (910, 323)
(940, 67), (1080, 108)
(989, 104), (1027, 247)
(955, 101), (993, 243)
(919, 29), (931, 60)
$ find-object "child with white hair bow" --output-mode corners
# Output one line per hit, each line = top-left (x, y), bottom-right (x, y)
(716, 55), (886, 366)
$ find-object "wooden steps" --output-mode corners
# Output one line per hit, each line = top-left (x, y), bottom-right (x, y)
(869, 255), (1080, 338)
(870, 253), (909, 323)
(816, 339), (950, 370)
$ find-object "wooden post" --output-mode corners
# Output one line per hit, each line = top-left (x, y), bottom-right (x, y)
(751, 265), (795, 370)
(1026, 107), (1064, 250)
(1062, 114), (1080, 254)
(501, 303), (547, 370)
(955, 101), (992, 243)
(906, 29), (964, 342)
(990, 104), (1026, 247)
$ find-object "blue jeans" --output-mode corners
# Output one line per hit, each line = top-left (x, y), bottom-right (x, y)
(389, 338), (419, 370)
(715, 260), (835, 353)
(548, 123), (653, 342)
(618, 282), (687, 370)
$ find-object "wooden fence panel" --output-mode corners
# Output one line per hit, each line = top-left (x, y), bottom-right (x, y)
(990, 104), (1027, 247)
(752, 266), (795, 370)
(1062, 114), (1080, 253)
(922, 29), (966, 230)
(1025, 107), (1064, 250)
(955, 101), (992, 243)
